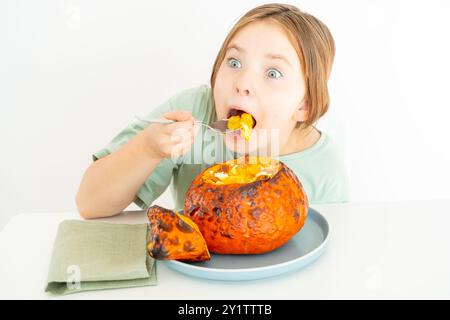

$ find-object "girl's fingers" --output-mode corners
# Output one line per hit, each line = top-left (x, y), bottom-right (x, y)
(170, 140), (192, 158)
(169, 134), (183, 143)
(165, 120), (194, 134)
(162, 111), (196, 133)
(162, 110), (193, 122)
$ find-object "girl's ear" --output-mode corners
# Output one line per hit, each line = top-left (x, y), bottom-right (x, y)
(293, 97), (309, 122)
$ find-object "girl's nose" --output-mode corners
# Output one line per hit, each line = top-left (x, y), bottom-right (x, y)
(234, 73), (254, 96)
(236, 84), (253, 96)
(236, 86), (251, 96)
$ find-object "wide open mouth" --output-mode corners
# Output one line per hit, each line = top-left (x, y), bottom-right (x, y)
(202, 157), (280, 185)
(226, 108), (257, 129)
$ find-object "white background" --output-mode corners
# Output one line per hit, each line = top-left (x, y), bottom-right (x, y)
(1, 0), (449, 229)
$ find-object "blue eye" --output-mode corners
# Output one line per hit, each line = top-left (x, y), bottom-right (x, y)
(267, 68), (282, 79)
(227, 58), (241, 69)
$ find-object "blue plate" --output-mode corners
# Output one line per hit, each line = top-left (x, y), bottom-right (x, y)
(163, 207), (329, 281)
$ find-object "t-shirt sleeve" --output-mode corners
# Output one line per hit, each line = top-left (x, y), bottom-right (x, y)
(318, 142), (351, 204)
(92, 84), (210, 209)
(321, 170), (351, 203)
(299, 134), (352, 205)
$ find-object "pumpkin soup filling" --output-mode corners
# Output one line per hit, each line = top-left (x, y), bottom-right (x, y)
(202, 157), (281, 185)
(226, 109), (256, 141)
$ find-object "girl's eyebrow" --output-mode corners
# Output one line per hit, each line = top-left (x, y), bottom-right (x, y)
(226, 44), (292, 67)
(226, 44), (245, 53)
(265, 53), (292, 67)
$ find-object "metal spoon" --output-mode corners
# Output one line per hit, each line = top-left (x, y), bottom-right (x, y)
(135, 115), (238, 135)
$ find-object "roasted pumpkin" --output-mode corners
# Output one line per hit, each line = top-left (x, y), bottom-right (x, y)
(184, 156), (308, 254)
(146, 157), (308, 259)
(147, 205), (210, 261)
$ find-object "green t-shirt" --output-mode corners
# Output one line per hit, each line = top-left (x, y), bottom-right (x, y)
(93, 84), (351, 211)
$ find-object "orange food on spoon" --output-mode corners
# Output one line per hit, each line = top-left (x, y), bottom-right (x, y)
(227, 112), (254, 141)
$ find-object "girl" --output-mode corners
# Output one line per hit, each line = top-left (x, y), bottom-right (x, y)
(76, 3), (350, 219)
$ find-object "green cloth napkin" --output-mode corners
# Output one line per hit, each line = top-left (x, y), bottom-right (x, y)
(45, 220), (156, 296)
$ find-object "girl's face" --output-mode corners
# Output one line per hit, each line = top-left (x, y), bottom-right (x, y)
(214, 20), (308, 155)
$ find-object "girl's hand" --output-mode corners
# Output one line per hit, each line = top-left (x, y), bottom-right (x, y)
(143, 110), (200, 160)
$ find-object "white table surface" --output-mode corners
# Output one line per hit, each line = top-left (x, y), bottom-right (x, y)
(1, 200), (450, 299)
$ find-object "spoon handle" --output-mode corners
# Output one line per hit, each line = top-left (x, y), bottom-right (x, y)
(135, 115), (227, 134)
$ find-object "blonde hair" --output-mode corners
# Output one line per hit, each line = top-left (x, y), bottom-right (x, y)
(210, 3), (335, 130)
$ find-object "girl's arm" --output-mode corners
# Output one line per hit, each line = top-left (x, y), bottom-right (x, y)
(76, 111), (197, 219)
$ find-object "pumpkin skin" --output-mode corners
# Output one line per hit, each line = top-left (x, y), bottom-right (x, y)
(184, 159), (308, 254)
(147, 205), (210, 261)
